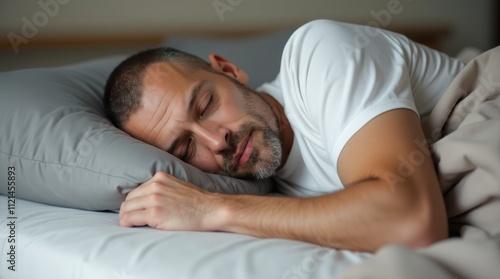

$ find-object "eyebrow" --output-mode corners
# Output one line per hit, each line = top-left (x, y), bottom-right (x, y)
(166, 80), (207, 154)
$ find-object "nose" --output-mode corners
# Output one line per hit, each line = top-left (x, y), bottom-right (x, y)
(193, 122), (230, 154)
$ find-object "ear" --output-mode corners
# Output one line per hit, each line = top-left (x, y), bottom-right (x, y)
(208, 53), (249, 85)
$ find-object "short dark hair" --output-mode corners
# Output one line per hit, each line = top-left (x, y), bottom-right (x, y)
(104, 47), (212, 128)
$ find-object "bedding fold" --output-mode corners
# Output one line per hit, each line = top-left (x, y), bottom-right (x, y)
(341, 45), (500, 279)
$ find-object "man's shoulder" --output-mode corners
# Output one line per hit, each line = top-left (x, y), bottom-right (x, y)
(286, 19), (408, 57)
(291, 19), (351, 37)
(286, 19), (352, 49)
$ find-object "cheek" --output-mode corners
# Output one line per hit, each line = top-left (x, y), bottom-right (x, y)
(216, 95), (251, 123)
(209, 106), (246, 131)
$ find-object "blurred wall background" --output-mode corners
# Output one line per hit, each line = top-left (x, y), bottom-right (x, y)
(1, 0), (498, 72)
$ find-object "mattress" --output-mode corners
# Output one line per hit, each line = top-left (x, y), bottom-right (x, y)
(0, 195), (371, 279)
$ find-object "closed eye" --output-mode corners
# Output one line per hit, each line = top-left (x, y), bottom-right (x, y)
(200, 94), (213, 118)
(181, 138), (195, 162)
(200, 89), (218, 118)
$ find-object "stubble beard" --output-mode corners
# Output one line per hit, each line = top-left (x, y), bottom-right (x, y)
(221, 122), (282, 180)
(220, 81), (282, 180)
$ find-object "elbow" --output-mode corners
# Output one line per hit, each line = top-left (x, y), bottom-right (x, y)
(391, 179), (449, 249)
(406, 223), (447, 249)
(398, 206), (448, 249)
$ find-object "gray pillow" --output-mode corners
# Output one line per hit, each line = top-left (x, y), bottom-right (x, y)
(165, 28), (295, 88)
(0, 56), (273, 211)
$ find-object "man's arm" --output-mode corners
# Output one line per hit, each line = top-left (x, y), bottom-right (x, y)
(119, 109), (447, 252)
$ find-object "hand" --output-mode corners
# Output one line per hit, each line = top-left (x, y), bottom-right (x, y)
(119, 171), (223, 231)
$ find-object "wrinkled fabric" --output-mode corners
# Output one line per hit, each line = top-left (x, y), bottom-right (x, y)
(341, 46), (500, 279)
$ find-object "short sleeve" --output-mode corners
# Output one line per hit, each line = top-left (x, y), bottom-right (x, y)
(279, 19), (418, 169)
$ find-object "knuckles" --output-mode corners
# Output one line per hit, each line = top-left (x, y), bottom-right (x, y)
(149, 181), (167, 192)
(149, 206), (167, 228)
(153, 171), (171, 180)
(148, 193), (165, 204)
(150, 206), (165, 218)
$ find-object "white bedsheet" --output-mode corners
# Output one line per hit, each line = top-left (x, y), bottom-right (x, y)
(0, 195), (370, 279)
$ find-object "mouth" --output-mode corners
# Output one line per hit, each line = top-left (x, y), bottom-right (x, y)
(233, 131), (254, 167)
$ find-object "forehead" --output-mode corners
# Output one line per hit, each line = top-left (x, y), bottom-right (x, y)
(123, 62), (211, 147)
(139, 63), (192, 119)
(142, 62), (193, 92)
(140, 62), (203, 114)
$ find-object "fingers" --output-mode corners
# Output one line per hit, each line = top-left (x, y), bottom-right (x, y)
(119, 207), (162, 228)
(119, 209), (147, 227)
(119, 193), (167, 228)
(119, 172), (178, 226)
(118, 171), (211, 231)
(120, 193), (159, 218)
(126, 171), (201, 201)
(125, 171), (173, 201)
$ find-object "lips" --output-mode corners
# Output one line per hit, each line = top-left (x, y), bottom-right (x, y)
(233, 131), (253, 167)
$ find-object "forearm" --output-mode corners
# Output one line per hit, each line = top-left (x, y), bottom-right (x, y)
(213, 178), (446, 252)
(119, 169), (446, 252)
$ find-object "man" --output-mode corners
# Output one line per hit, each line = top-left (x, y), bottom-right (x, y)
(104, 20), (465, 252)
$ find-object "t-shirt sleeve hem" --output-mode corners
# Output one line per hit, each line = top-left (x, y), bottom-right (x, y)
(331, 98), (418, 169)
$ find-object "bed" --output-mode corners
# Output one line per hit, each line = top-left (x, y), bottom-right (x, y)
(1, 21), (500, 279)
(0, 26), (374, 279)
(0, 195), (370, 278)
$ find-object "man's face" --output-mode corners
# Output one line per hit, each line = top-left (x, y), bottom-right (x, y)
(123, 61), (282, 180)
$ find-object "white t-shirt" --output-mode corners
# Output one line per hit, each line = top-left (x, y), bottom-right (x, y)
(258, 20), (464, 197)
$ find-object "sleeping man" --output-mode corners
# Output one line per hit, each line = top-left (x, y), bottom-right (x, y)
(104, 19), (465, 252)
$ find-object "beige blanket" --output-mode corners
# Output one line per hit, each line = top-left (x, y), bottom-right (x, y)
(341, 46), (500, 279)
